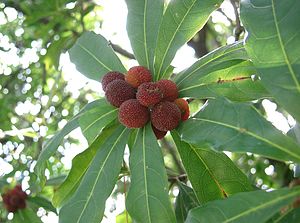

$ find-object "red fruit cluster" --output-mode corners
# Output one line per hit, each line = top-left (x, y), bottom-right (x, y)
(1, 185), (27, 213)
(101, 66), (190, 139)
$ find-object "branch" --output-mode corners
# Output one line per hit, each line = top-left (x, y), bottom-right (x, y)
(109, 42), (135, 60)
(230, 0), (244, 41)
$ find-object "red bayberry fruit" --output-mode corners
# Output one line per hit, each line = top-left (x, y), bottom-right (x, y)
(125, 66), (152, 88)
(118, 99), (150, 128)
(152, 124), (167, 140)
(156, 79), (178, 102)
(136, 82), (163, 107)
(1, 185), (27, 213)
(174, 98), (190, 121)
(105, 80), (136, 107)
(101, 71), (124, 92)
(151, 101), (181, 131)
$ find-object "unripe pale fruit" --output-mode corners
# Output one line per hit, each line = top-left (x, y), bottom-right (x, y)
(156, 79), (178, 102)
(125, 66), (152, 88)
(151, 101), (181, 131)
(118, 99), (150, 128)
(174, 98), (190, 121)
(101, 71), (125, 92)
(105, 80), (136, 107)
(136, 82), (163, 107)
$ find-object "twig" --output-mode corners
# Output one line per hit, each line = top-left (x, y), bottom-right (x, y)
(217, 8), (234, 25)
(230, 0), (244, 41)
(161, 138), (186, 175)
(109, 41), (135, 60)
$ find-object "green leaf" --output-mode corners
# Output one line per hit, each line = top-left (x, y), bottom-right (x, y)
(27, 196), (57, 213)
(59, 125), (129, 223)
(78, 98), (118, 144)
(126, 124), (176, 223)
(175, 182), (199, 223)
(172, 131), (252, 203)
(12, 209), (41, 223)
(34, 99), (103, 187)
(241, 0), (300, 122)
(45, 175), (66, 186)
(116, 211), (132, 223)
(125, 0), (164, 74)
(178, 98), (300, 163)
(174, 42), (270, 101)
(69, 31), (126, 81)
(273, 207), (300, 223)
(186, 186), (300, 223)
(154, 0), (222, 80)
(52, 124), (118, 208)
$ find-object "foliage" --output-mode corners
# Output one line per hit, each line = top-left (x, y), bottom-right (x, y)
(1, 0), (300, 222)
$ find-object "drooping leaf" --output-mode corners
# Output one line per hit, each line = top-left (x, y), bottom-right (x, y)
(186, 186), (300, 223)
(27, 196), (56, 213)
(52, 124), (118, 208)
(172, 131), (252, 203)
(154, 0), (223, 80)
(11, 209), (42, 223)
(69, 31), (126, 81)
(34, 99), (103, 188)
(174, 42), (270, 101)
(241, 0), (300, 122)
(78, 98), (118, 144)
(178, 98), (300, 163)
(175, 182), (199, 223)
(125, 0), (164, 75)
(59, 125), (129, 223)
(126, 124), (176, 223)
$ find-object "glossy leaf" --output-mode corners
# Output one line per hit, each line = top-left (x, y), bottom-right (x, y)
(78, 98), (117, 144)
(175, 182), (199, 223)
(125, 0), (164, 74)
(69, 31), (126, 81)
(172, 131), (252, 203)
(12, 209), (42, 223)
(174, 42), (270, 101)
(34, 99), (103, 187)
(154, 0), (222, 80)
(126, 124), (176, 223)
(186, 186), (300, 223)
(59, 125), (129, 223)
(52, 124), (118, 208)
(178, 98), (300, 163)
(241, 0), (300, 122)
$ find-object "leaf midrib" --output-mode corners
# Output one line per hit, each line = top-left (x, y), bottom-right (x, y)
(176, 42), (244, 87)
(155, 0), (198, 80)
(223, 188), (300, 222)
(142, 127), (152, 222)
(193, 117), (300, 161)
(76, 127), (127, 223)
(190, 145), (227, 200)
(77, 43), (112, 72)
(270, 0), (300, 92)
(82, 108), (117, 133)
(143, 0), (149, 68)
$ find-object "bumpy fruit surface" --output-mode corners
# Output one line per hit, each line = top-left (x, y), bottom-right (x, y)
(125, 66), (152, 88)
(156, 79), (178, 102)
(151, 101), (181, 131)
(152, 124), (167, 140)
(119, 99), (150, 128)
(105, 80), (136, 107)
(174, 98), (190, 121)
(136, 82), (163, 107)
(101, 71), (124, 92)
(1, 185), (27, 213)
